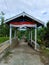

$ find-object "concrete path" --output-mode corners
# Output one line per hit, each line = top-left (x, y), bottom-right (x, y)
(0, 40), (44, 65)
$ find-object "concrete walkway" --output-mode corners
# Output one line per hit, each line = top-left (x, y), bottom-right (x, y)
(0, 40), (44, 65)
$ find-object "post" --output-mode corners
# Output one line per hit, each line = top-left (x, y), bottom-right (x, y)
(31, 30), (32, 44)
(14, 30), (16, 39)
(10, 25), (12, 44)
(35, 25), (37, 50)
(29, 30), (30, 40)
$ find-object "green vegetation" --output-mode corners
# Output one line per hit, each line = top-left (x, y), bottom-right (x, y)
(40, 46), (49, 64)
(0, 37), (9, 43)
(37, 22), (49, 47)
(37, 22), (49, 64)
(43, 48), (49, 56)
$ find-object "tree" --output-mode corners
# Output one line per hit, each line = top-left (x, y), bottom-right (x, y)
(0, 11), (4, 36)
(0, 11), (9, 37)
(44, 22), (49, 47)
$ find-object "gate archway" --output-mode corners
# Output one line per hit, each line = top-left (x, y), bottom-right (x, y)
(5, 12), (44, 50)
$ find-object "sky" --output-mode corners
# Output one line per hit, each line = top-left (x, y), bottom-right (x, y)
(0, 0), (49, 25)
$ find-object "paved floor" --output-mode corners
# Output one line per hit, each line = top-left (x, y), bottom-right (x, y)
(0, 40), (44, 65)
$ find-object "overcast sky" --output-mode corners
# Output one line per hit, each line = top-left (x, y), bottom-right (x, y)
(0, 0), (49, 24)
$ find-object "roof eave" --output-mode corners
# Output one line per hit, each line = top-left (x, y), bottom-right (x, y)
(5, 12), (44, 26)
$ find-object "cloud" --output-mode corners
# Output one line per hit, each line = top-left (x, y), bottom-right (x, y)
(0, 0), (49, 24)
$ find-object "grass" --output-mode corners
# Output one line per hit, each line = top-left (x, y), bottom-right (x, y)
(40, 46), (49, 57)
(0, 37), (9, 44)
(3, 50), (12, 59)
(43, 48), (49, 56)
(40, 46), (49, 65)
(0, 50), (12, 63)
